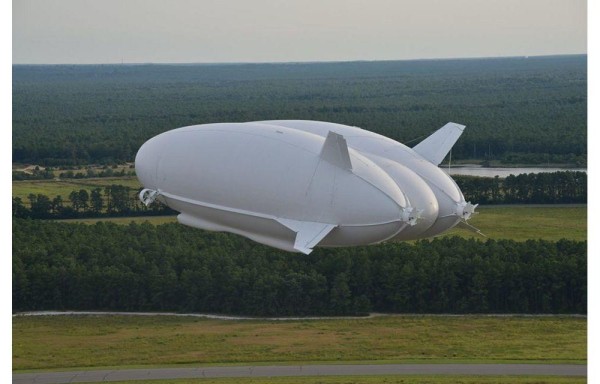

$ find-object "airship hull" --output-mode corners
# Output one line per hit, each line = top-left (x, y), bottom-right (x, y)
(135, 120), (477, 254)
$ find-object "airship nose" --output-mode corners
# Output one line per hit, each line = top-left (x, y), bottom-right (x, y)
(135, 137), (160, 190)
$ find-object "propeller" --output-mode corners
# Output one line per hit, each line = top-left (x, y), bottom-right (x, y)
(139, 188), (160, 207)
(401, 207), (424, 226)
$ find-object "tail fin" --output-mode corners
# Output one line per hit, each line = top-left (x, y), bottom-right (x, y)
(320, 131), (353, 170)
(412, 122), (466, 165)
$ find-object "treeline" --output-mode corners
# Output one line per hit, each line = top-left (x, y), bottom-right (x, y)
(13, 185), (174, 219)
(11, 171), (588, 220)
(12, 219), (586, 315)
(12, 165), (135, 181)
(12, 167), (55, 181)
(454, 171), (587, 204)
(13, 55), (586, 165)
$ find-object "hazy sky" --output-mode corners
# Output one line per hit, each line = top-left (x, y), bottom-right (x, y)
(13, 0), (587, 64)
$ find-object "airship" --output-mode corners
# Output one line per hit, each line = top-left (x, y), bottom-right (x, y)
(135, 120), (479, 254)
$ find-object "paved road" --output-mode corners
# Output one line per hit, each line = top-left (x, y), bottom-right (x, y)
(13, 311), (586, 321)
(13, 364), (586, 383)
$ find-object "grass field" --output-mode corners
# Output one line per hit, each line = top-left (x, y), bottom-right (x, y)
(443, 206), (586, 242)
(12, 315), (586, 371)
(105, 377), (585, 384)
(13, 163), (135, 178)
(12, 176), (141, 201)
(60, 206), (587, 242)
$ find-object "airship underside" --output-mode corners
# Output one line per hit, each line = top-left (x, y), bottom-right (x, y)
(135, 120), (478, 254)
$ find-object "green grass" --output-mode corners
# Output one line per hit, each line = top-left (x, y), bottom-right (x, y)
(12, 315), (586, 371)
(443, 206), (586, 242)
(104, 377), (586, 384)
(13, 163), (135, 177)
(12, 176), (141, 201)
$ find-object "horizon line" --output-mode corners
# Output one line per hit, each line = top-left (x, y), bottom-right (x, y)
(12, 52), (587, 66)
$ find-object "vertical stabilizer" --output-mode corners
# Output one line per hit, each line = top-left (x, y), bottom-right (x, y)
(412, 122), (466, 165)
(320, 131), (353, 170)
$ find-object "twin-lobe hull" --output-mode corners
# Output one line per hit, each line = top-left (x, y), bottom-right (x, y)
(135, 120), (476, 254)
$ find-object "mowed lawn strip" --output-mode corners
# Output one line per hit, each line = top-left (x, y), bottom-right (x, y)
(97, 377), (587, 384)
(13, 315), (586, 371)
(12, 176), (141, 202)
(443, 206), (586, 242)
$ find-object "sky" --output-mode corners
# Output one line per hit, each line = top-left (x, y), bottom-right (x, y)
(13, 0), (587, 64)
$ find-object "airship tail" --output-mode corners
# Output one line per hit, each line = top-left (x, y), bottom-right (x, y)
(412, 122), (466, 165)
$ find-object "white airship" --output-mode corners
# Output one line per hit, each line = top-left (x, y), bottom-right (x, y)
(135, 120), (479, 254)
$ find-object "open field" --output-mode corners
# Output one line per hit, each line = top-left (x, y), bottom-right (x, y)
(13, 162), (135, 177)
(12, 176), (141, 201)
(14, 373), (587, 384)
(60, 205), (587, 242)
(444, 206), (586, 242)
(12, 315), (586, 371)
(94, 377), (588, 384)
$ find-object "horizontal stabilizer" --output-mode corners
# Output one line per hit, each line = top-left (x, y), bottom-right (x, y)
(413, 122), (466, 165)
(320, 131), (352, 170)
(277, 218), (336, 254)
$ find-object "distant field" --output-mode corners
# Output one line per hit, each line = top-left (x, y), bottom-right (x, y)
(12, 163), (135, 178)
(12, 176), (141, 201)
(12, 315), (586, 371)
(106, 377), (585, 384)
(60, 206), (587, 242)
(444, 206), (586, 242)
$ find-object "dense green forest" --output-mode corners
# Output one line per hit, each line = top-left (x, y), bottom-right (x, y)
(13, 55), (586, 165)
(12, 219), (586, 315)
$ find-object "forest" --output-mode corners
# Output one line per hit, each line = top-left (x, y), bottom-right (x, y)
(12, 219), (586, 315)
(13, 55), (586, 166)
